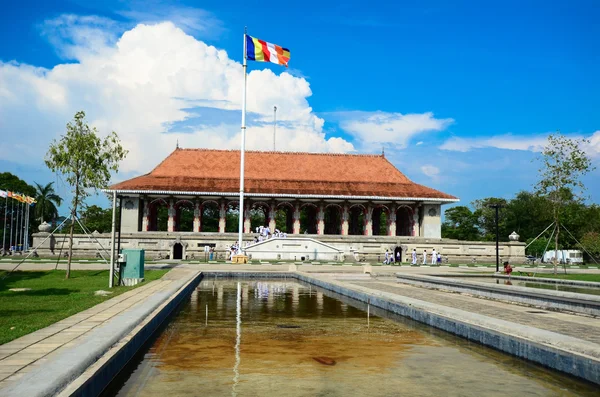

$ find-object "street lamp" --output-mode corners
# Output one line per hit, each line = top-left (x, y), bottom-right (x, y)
(488, 203), (504, 272)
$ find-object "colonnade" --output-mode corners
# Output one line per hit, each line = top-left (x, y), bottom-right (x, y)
(139, 197), (419, 237)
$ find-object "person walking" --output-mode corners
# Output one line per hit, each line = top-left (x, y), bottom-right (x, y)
(422, 250), (427, 265)
(412, 249), (417, 265)
(431, 249), (437, 265)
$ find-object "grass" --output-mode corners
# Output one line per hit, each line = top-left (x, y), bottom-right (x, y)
(0, 269), (169, 345)
(528, 273), (600, 282)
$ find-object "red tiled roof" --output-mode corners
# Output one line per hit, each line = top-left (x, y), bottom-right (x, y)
(110, 149), (457, 200)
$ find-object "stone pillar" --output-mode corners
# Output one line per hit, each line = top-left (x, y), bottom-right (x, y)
(292, 202), (301, 234)
(167, 198), (176, 232)
(316, 203), (325, 235)
(364, 204), (373, 236)
(243, 202), (251, 233)
(141, 198), (150, 232)
(388, 205), (397, 236)
(218, 201), (226, 233)
(341, 204), (349, 235)
(268, 202), (276, 232)
(413, 205), (420, 237)
(193, 200), (201, 232)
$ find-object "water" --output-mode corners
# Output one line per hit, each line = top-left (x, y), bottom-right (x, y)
(104, 279), (597, 396)
(449, 277), (600, 296)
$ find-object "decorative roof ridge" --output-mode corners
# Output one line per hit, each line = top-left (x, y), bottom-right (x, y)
(174, 148), (385, 158)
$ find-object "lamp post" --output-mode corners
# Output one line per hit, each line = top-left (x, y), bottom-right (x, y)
(488, 203), (503, 272)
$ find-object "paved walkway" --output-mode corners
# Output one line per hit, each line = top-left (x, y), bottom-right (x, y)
(0, 268), (194, 389)
(349, 280), (600, 345)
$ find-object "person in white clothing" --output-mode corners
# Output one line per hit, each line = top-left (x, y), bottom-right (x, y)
(412, 249), (417, 265)
(422, 250), (427, 265)
(431, 249), (437, 265)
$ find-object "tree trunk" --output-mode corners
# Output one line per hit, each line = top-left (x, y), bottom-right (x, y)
(554, 221), (559, 275)
(66, 210), (74, 279)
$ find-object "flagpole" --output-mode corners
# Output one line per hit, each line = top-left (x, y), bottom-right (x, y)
(2, 195), (7, 253)
(9, 198), (13, 253)
(24, 203), (30, 251)
(15, 200), (20, 253)
(238, 27), (248, 254)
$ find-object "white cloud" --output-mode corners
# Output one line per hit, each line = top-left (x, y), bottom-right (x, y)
(440, 132), (600, 160)
(439, 134), (548, 153)
(0, 20), (354, 174)
(420, 165), (440, 179)
(333, 110), (453, 148)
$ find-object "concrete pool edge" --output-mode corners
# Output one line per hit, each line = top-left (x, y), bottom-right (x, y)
(57, 269), (202, 397)
(394, 273), (600, 316)
(201, 270), (599, 385)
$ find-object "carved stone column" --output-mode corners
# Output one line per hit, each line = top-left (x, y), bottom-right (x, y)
(413, 205), (420, 237)
(316, 203), (325, 235)
(292, 202), (301, 234)
(243, 202), (251, 233)
(341, 204), (349, 235)
(193, 200), (201, 232)
(268, 201), (277, 232)
(364, 204), (373, 236)
(167, 198), (176, 232)
(218, 200), (226, 233)
(141, 198), (150, 232)
(388, 205), (397, 236)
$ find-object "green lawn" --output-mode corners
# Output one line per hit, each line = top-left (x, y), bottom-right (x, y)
(0, 269), (169, 345)
(529, 273), (600, 282)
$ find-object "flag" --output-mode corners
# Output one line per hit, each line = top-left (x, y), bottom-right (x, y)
(246, 35), (290, 67)
(0, 190), (6, 198)
(7, 191), (13, 198)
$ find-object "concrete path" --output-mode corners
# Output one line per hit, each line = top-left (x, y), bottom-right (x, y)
(350, 280), (600, 345)
(0, 268), (200, 396)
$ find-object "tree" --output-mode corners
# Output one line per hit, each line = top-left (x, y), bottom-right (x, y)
(580, 232), (600, 261)
(535, 133), (595, 274)
(34, 182), (63, 224)
(442, 206), (480, 241)
(45, 111), (127, 279)
(472, 197), (509, 241)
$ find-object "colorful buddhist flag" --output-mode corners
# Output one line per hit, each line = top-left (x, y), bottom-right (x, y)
(246, 35), (290, 67)
(0, 190), (6, 198)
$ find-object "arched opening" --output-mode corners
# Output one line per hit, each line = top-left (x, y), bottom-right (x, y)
(175, 200), (194, 232)
(201, 201), (219, 232)
(225, 202), (239, 233)
(173, 243), (183, 260)
(250, 202), (270, 232)
(348, 205), (365, 235)
(299, 204), (317, 234)
(149, 199), (168, 231)
(372, 206), (389, 236)
(276, 202), (294, 233)
(394, 246), (403, 263)
(324, 205), (342, 235)
(396, 206), (413, 236)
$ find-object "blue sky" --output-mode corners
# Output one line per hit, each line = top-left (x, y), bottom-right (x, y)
(1, 0), (599, 216)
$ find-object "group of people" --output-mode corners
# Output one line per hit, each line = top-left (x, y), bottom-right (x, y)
(254, 225), (287, 242)
(410, 248), (443, 265)
(383, 249), (401, 265)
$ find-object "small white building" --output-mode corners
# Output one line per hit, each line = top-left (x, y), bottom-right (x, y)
(543, 250), (583, 264)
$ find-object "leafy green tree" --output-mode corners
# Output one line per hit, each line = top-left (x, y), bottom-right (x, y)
(442, 206), (480, 241)
(535, 133), (595, 273)
(45, 111), (128, 279)
(472, 197), (509, 241)
(579, 232), (600, 260)
(34, 182), (62, 224)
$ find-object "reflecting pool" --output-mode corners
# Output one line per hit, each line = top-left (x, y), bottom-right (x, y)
(104, 279), (598, 396)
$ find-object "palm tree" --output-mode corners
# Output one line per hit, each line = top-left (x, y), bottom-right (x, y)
(34, 182), (63, 224)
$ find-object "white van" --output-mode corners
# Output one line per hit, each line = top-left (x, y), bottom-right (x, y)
(543, 250), (584, 264)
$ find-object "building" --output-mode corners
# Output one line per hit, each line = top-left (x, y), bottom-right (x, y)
(33, 148), (526, 263)
(109, 148), (457, 238)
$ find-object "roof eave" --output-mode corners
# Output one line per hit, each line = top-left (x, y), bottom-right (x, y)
(102, 188), (459, 203)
